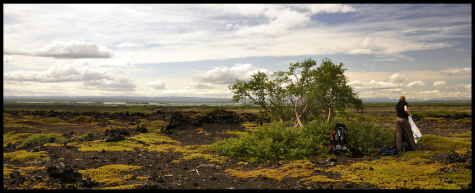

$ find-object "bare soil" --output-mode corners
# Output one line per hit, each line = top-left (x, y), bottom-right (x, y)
(3, 108), (472, 190)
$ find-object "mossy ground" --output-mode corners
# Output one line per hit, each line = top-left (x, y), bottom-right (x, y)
(3, 104), (471, 189)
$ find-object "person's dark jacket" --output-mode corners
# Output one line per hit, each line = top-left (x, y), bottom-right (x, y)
(396, 101), (409, 119)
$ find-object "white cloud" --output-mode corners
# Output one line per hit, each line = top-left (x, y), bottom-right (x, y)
(407, 81), (426, 87)
(4, 62), (135, 91)
(189, 82), (214, 89)
(389, 73), (408, 82)
(202, 4), (271, 16)
(349, 80), (402, 90)
(4, 40), (112, 59)
(192, 63), (271, 85)
(441, 67), (471, 76)
(3, 56), (13, 63)
(235, 7), (310, 37)
(302, 4), (357, 14)
(145, 80), (167, 89)
(461, 84), (471, 90)
(433, 81), (447, 87)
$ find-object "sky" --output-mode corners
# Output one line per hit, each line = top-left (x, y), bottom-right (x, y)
(3, 4), (472, 100)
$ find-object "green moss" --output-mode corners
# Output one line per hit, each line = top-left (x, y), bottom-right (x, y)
(78, 164), (142, 187)
(418, 134), (471, 152)
(19, 133), (64, 148)
(224, 160), (314, 182)
(326, 156), (470, 189)
(224, 130), (250, 136)
(147, 143), (187, 153)
(3, 132), (33, 147)
(129, 133), (180, 145)
(68, 139), (143, 152)
(4, 150), (49, 162)
(449, 132), (471, 138)
(301, 175), (341, 184)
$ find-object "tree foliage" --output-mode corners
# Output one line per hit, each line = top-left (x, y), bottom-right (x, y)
(229, 58), (363, 126)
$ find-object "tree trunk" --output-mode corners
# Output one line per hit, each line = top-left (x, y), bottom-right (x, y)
(295, 110), (304, 127)
(294, 96), (304, 127)
(327, 94), (334, 122)
(327, 104), (332, 122)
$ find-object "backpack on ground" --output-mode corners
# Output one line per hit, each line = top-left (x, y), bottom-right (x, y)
(330, 123), (349, 152)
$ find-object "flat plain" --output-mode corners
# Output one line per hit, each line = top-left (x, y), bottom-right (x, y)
(3, 102), (472, 190)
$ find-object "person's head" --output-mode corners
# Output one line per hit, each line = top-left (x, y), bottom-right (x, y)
(399, 96), (406, 102)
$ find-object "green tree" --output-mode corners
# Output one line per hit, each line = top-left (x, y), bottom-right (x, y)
(308, 58), (363, 122)
(228, 71), (287, 123)
(277, 58), (318, 127)
(229, 58), (362, 126)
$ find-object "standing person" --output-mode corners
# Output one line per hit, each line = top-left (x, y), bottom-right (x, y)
(395, 96), (419, 151)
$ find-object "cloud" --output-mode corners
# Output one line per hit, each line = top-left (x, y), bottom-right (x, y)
(83, 76), (135, 91)
(207, 4), (356, 38)
(4, 56), (13, 63)
(4, 63), (135, 91)
(192, 63), (271, 84)
(189, 82), (214, 89)
(441, 67), (471, 76)
(349, 80), (402, 90)
(389, 73), (408, 82)
(407, 81), (426, 87)
(4, 40), (112, 59)
(461, 84), (471, 89)
(302, 4), (357, 14)
(433, 81), (447, 87)
(235, 7), (310, 37)
(145, 80), (167, 89)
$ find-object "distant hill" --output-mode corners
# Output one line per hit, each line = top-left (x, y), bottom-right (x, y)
(3, 96), (471, 103)
(3, 96), (233, 103)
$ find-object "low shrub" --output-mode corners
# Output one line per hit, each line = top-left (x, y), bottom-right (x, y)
(3, 132), (32, 147)
(19, 133), (64, 148)
(211, 120), (394, 162)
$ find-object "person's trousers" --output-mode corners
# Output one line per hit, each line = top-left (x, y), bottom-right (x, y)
(396, 117), (419, 151)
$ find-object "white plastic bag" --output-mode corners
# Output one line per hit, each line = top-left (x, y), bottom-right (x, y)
(408, 116), (422, 144)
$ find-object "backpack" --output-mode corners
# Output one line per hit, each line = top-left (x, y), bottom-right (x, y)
(330, 123), (349, 152)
